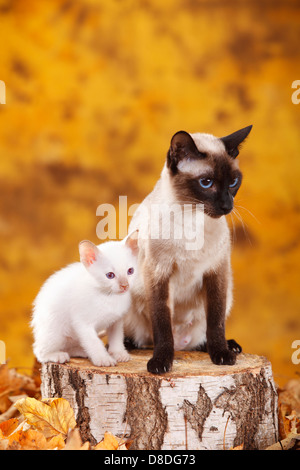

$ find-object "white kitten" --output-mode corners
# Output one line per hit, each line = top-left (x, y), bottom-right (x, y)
(31, 230), (139, 367)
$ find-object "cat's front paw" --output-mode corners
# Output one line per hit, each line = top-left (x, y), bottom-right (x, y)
(42, 351), (70, 364)
(147, 355), (173, 375)
(209, 348), (237, 366)
(109, 349), (131, 363)
(227, 339), (242, 354)
(91, 354), (117, 367)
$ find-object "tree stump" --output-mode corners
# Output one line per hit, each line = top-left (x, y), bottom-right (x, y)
(41, 350), (278, 450)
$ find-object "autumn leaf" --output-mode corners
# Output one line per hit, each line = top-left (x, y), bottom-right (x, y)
(230, 443), (244, 450)
(0, 367), (128, 451)
(94, 431), (129, 450)
(0, 365), (38, 413)
(0, 417), (65, 450)
(0, 438), (9, 450)
(94, 431), (120, 450)
(64, 428), (90, 450)
(14, 397), (76, 439)
(8, 429), (44, 450)
(117, 440), (128, 451)
(7, 428), (65, 450)
(265, 431), (300, 451)
(0, 418), (19, 437)
(46, 433), (66, 450)
(278, 379), (300, 439)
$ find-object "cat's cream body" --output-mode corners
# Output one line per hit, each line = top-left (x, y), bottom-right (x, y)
(124, 135), (233, 351)
(124, 127), (252, 373)
(32, 232), (138, 366)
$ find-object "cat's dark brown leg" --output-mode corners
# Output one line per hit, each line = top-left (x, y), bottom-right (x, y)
(203, 264), (237, 365)
(146, 276), (174, 374)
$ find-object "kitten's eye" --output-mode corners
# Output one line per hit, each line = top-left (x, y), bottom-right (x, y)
(127, 267), (134, 275)
(106, 272), (115, 279)
(199, 178), (213, 189)
(229, 177), (239, 188)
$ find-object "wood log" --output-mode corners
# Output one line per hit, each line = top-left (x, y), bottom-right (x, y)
(41, 350), (278, 450)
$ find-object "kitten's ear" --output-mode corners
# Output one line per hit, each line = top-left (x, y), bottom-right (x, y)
(79, 240), (101, 269)
(220, 125), (253, 158)
(167, 131), (203, 173)
(125, 229), (139, 256)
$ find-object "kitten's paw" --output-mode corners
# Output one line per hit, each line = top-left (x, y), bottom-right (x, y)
(109, 349), (131, 363)
(43, 351), (70, 364)
(91, 354), (117, 367)
(147, 355), (173, 375)
(227, 339), (242, 354)
(210, 348), (237, 366)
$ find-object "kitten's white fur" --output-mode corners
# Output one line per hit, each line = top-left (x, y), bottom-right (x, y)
(31, 232), (138, 366)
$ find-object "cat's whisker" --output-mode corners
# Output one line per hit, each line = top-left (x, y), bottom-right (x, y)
(234, 204), (261, 225)
(232, 207), (253, 246)
(232, 207), (246, 228)
(229, 212), (236, 243)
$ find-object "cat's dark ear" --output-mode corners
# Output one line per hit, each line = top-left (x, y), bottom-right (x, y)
(167, 131), (203, 173)
(79, 240), (101, 269)
(125, 229), (139, 256)
(220, 125), (253, 158)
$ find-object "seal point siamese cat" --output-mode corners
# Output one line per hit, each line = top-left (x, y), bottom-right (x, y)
(124, 125), (253, 374)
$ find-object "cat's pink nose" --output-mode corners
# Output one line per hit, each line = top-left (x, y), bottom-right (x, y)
(120, 283), (129, 292)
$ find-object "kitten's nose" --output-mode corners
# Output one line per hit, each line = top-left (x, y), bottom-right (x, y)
(120, 283), (129, 292)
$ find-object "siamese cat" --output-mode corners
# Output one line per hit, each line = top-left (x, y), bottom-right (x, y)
(124, 126), (252, 374)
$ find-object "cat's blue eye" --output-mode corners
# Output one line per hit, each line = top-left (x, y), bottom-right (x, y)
(229, 177), (239, 188)
(199, 178), (213, 189)
(106, 272), (115, 279)
(127, 267), (134, 275)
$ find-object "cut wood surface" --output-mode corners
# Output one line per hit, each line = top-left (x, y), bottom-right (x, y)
(41, 350), (278, 450)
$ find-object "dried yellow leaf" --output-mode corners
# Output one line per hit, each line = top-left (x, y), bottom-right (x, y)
(0, 364), (37, 413)
(94, 431), (119, 450)
(64, 428), (83, 450)
(14, 397), (76, 439)
(46, 433), (66, 450)
(230, 443), (244, 450)
(7, 428), (65, 450)
(64, 427), (90, 450)
(0, 418), (19, 437)
(80, 441), (90, 450)
(0, 437), (9, 450)
(8, 429), (44, 450)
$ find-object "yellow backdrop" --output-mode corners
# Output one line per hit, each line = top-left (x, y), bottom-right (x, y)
(0, 0), (299, 386)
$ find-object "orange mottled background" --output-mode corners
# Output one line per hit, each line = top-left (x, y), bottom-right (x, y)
(0, 0), (299, 386)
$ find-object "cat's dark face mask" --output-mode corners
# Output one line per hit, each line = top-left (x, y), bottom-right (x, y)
(166, 127), (252, 218)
